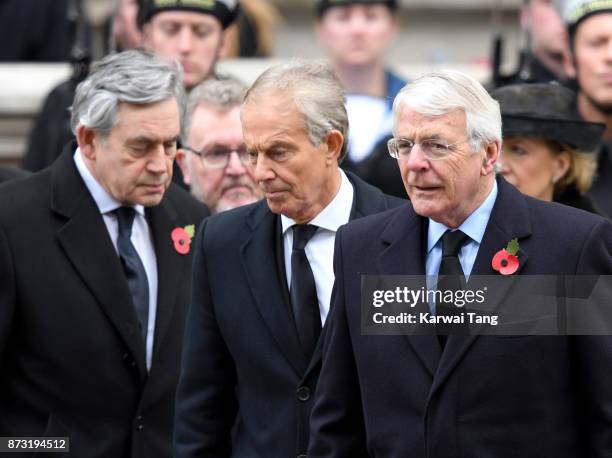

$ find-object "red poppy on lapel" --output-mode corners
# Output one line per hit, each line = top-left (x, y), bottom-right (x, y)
(492, 238), (520, 275)
(171, 225), (195, 255)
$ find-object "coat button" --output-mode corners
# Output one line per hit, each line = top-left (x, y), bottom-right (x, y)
(123, 353), (136, 368)
(296, 386), (311, 402)
(135, 415), (144, 431)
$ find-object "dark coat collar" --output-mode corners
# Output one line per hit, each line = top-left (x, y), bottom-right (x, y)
(241, 169), (400, 379)
(50, 145), (186, 384)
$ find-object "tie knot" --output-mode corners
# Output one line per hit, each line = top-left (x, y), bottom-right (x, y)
(292, 224), (318, 250)
(115, 207), (136, 238)
(441, 230), (469, 257)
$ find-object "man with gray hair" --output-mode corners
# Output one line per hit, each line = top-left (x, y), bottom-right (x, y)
(174, 59), (403, 458)
(176, 77), (262, 213)
(309, 70), (612, 457)
(0, 49), (209, 457)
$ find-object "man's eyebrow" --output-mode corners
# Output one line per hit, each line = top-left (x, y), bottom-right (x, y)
(127, 135), (180, 145)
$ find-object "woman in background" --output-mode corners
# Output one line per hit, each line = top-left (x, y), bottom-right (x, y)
(492, 82), (605, 213)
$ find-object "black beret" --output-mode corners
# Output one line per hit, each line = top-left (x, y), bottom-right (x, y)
(139, 0), (239, 29)
(315, 0), (397, 17)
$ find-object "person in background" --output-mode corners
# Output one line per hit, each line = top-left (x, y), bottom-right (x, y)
(176, 76), (262, 213)
(0, 0), (71, 62)
(139, 0), (238, 91)
(560, 0), (612, 216)
(493, 82), (604, 212)
(223, 0), (282, 57)
(112, 0), (144, 51)
(315, 0), (407, 198)
(494, 0), (570, 88)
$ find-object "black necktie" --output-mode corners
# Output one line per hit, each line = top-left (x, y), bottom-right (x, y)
(290, 224), (321, 360)
(437, 229), (470, 347)
(115, 207), (149, 342)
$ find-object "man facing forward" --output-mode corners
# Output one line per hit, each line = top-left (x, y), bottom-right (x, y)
(309, 70), (612, 457)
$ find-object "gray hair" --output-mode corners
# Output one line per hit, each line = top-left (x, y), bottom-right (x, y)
(183, 76), (247, 144)
(392, 70), (502, 152)
(70, 49), (186, 139)
(242, 59), (349, 162)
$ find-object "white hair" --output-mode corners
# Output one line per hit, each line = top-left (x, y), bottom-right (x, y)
(392, 70), (502, 152)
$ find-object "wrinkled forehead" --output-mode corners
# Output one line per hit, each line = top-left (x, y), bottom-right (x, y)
(394, 105), (468, 139)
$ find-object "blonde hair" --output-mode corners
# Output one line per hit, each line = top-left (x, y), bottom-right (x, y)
(557, 145), (598, 194)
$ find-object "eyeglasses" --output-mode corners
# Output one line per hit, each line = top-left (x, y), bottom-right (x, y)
(182, 144), (249, 169)
(387, 137), (468, 161)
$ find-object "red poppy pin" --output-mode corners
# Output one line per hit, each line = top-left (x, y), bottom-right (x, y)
(491, 238), (520, 275)
(171, 225), (195, 255)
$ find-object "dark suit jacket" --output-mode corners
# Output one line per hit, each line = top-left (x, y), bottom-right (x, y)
(0, 149), (209, 457)
(587, 141), (612, 219)
(309, 176), (612, 458)
(0, 166), (29, 184)
(174, 172), (404, 458)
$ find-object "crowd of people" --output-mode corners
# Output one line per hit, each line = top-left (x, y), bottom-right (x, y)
(0, 0), (611, 457)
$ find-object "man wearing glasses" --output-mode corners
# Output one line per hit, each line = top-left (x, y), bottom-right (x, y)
(176, 77), (262, 213)
(309, 70), (612, 457)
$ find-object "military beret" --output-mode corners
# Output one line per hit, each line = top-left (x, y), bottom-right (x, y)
(315, 0), (398, 17)
(139, 0), (239, 29)
(557, 0), (612, 27)
(491, 82), (605, 152)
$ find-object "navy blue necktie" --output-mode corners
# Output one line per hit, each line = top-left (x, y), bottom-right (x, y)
(437, 229), (469, 347)
(115, 207), (149, 342)
(290, 224), (321, 360)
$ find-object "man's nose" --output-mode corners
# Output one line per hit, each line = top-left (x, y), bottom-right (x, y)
(225, 151), (247, 176)
(148, 145), (169, 174)
(178, 28), (194, 53)
(404, 143), (430, 172)
(250, 153), (275, 182)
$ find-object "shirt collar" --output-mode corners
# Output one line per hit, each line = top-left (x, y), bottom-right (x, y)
(281, 169), (354, 234)
(73, 148), (145, 217)
(427, 179), (498, 253)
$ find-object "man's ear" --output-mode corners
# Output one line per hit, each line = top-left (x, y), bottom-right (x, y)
(481, 140), (500, 176)
(562, 45), (577, 79)
(219, 25), (235, 58)
(175, 149), (191, 186)
(324, 130), (344, 165)
(141, 23), (153, 49)
(76, 125), (98, 161)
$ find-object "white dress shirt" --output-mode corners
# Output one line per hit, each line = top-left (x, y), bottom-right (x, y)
(74, 149), (158, 370)
(425, 180), (498, 313)
(281, 170), (354, 325)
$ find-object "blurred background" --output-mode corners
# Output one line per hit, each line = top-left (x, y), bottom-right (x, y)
(0, 0), (523, 166)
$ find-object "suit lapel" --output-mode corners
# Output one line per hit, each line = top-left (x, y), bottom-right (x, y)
(377, 206), (442, 377)
(431, 177), (532, 395)
(147, 198), (186, 359)
(241, 203), (308, 375)
(304, 175), (403, 380)
(52, 150), (147, 382)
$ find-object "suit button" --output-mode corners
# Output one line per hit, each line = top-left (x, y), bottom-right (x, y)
(122, 353), (136, 368)
(297, 455), (307, 458)
(296, 386), (311, 402)
(135, 415), (144, 431)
